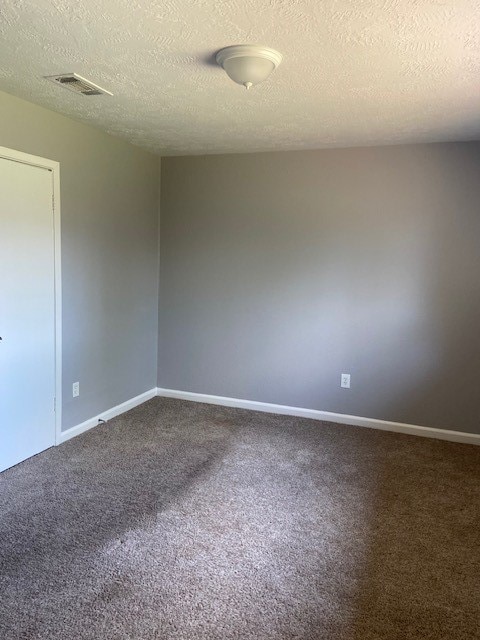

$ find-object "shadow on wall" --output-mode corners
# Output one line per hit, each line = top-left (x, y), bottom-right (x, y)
(256, 145), (480, 434)
(345, 143), (480, 435)
(159, 144), (480, 435)
(384, 145), (480, 434)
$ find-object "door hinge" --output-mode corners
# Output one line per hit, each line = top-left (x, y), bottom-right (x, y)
(53, 397), (56, 412)
(52, 193), (55, 210)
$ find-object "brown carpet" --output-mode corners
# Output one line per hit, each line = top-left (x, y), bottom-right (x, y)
(0, 397), (479, 639)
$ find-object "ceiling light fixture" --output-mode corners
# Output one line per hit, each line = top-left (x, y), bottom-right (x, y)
(215, 45), (282, 90)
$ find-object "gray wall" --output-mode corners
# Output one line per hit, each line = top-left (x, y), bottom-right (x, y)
(0, 90), (160, 430)
(159, 144), (480, 434)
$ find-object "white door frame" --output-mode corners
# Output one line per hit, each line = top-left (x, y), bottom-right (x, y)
(0, 146), (62, 445)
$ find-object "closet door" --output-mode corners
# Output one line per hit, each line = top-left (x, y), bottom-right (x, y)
(0, 156), (56, 472)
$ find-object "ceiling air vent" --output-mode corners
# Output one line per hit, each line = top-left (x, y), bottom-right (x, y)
(44, 73), (113, 96)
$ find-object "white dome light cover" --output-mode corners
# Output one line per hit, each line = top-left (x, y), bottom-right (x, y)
(216, 45), (283, 89)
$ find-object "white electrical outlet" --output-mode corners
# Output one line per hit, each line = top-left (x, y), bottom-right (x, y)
(72, 381), (80, 398)
(341, 373), (351, 389)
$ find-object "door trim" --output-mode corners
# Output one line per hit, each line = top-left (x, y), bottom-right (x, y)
(0, 146), (62, 445)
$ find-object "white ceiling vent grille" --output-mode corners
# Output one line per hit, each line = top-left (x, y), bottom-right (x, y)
(44, 73), (113, 96)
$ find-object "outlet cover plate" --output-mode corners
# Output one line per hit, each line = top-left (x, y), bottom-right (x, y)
(341, 373), (351, 389)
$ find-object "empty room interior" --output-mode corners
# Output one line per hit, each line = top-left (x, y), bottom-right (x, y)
(1, 2), (479, 639)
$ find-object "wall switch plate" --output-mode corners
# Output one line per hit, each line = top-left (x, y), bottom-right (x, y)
(72, 381), (80, 398)
(341, 373), (351, 389)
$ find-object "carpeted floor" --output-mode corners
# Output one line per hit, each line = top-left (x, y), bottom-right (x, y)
(0, 397), (479, 640)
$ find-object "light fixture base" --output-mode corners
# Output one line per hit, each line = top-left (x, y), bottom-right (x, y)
(215, 45), (283, 89)
(215, 45), (283, 68)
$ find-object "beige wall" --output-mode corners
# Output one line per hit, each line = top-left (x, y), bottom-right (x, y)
(0, 90), (160, 430)
(159, 144), (480, 434)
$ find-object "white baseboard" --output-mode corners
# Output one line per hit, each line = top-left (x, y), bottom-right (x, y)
(58, 388), (157, 444)
(156, 388), (480, 446)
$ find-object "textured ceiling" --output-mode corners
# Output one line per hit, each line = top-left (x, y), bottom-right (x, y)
(0, 0), (479, 156)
